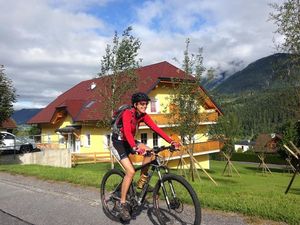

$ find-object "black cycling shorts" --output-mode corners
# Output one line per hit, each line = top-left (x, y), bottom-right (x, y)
(111, 139), (134, 161)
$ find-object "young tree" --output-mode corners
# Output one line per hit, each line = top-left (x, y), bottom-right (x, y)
(168, 39), (207, 181)
(0, 65), (16, 125)
(97, 27), (141, 127)
(209, 112), (241, 176)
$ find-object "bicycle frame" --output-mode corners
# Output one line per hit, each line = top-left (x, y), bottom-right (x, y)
(129, 149), (176, 210)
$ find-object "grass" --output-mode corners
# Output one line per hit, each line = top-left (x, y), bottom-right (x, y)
(0, 160), (299, 225)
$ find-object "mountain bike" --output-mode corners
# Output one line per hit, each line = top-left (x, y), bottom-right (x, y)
(100, 145), (201, 224)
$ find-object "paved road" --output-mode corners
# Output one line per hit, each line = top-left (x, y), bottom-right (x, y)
(0, 172), (285, 225)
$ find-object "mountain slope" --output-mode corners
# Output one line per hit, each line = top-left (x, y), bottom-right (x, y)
(12, 108), (42, 125)
(214, 53), (300, 94)
(212, 53), (300, 138)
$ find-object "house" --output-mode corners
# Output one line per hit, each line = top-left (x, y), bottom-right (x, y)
(28, 61), (222, 169)
(0, 118), (17, 133)
(254, 133), (282, 154)
(234, 140), (255, 152)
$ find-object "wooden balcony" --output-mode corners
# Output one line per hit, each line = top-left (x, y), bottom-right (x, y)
(129, 140), (221, 164)
(159, 140), (221, 158)
(142, 112), (218, 127)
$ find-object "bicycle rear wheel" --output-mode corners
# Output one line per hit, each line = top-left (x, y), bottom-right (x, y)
(153, 174), (201, 225)
(100, 169), (125, 221)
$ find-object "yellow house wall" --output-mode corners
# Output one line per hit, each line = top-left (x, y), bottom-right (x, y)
(79, 125), (110, 153)
(147, 84), (206, 114)
(146, 85), (211, 143)
(41, 125), (59, 144)
(147, 85), (171, 114)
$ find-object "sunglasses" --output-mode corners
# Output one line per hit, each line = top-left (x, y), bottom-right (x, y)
(138, 101), (148, 106)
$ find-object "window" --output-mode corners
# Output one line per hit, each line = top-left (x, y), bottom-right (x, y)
(47, 133), (51, 144)
(150, 98), (157, 113)
(5, 134), (14, 140)
(85, 100), (95, 108)
(141, 133), (147, 144)
(59, 135), (65, 144)
(85, 133), (91, 147)
(153, 133), (158, 147)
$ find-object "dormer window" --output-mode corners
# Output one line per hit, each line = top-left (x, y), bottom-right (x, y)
(85, 100), (95, 108)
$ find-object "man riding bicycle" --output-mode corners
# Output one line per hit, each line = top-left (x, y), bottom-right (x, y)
(111, 92), (180, 221)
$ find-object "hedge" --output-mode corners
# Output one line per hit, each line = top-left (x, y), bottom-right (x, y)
(211, 152), (287, 165)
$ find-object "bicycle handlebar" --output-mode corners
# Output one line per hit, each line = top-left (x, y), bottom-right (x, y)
(153, 145), (178, 154)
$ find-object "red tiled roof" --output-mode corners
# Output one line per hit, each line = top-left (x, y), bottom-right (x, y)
(28, 61), (221, 124)
(1, 118), (17, 129)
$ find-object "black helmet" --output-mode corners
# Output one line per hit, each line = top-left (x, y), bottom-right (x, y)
(131, 92), (150, 105)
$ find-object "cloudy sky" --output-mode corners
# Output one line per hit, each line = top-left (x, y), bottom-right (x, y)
(0, 0), (283, 109)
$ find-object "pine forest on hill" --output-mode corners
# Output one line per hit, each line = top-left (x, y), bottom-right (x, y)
(209, 53), (300, 140)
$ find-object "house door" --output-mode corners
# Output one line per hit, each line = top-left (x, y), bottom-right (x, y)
(67, 133), (76, 152)
(75, 139), (80, 153)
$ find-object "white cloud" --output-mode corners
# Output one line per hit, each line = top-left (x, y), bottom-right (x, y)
(0, 0), (285, 110)
(133, 0), (284, 76)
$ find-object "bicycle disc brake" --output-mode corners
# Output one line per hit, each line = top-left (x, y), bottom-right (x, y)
(170, 198), (183, 213)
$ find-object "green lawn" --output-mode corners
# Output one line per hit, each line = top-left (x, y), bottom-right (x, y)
(0, 161), (299, 225)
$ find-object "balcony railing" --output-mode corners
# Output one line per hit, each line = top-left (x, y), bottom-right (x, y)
(129, 140), (221, 164)
(142, 112), (218, 127)
(159, 140), (220, 158)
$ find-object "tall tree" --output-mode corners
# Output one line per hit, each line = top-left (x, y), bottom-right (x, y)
(0, 65), (16, 125)
(168, 39), (206, 181)
(98, 27), (141, 127)
(270, 0), (300, 62)
(269, 0), (300, 119)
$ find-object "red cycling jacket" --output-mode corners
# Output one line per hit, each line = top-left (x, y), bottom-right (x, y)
(120, 108), (173, 148)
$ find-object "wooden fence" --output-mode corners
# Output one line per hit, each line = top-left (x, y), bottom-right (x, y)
(71, 152), (113, 167)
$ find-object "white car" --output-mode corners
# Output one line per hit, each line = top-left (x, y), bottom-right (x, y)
(0, 131), (37, 153)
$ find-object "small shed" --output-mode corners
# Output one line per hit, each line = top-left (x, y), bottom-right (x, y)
(254, 133), (282, 154)
(254, 133), (282, 174)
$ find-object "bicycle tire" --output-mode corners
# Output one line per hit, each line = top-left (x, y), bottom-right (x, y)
(100, 169), (125, 221)
(153, 173), (201, 225)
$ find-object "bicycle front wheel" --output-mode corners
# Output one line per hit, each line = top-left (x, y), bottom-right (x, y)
(100, 169), (124, 221)
(153, 174), (201, 225)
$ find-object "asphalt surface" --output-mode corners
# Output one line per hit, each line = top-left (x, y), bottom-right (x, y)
(0, 172), (286, 225)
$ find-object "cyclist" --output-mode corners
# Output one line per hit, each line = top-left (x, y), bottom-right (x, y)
(111, 92), (180, 221)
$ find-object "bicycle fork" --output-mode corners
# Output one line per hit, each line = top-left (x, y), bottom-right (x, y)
(157, 168), (177, 210)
